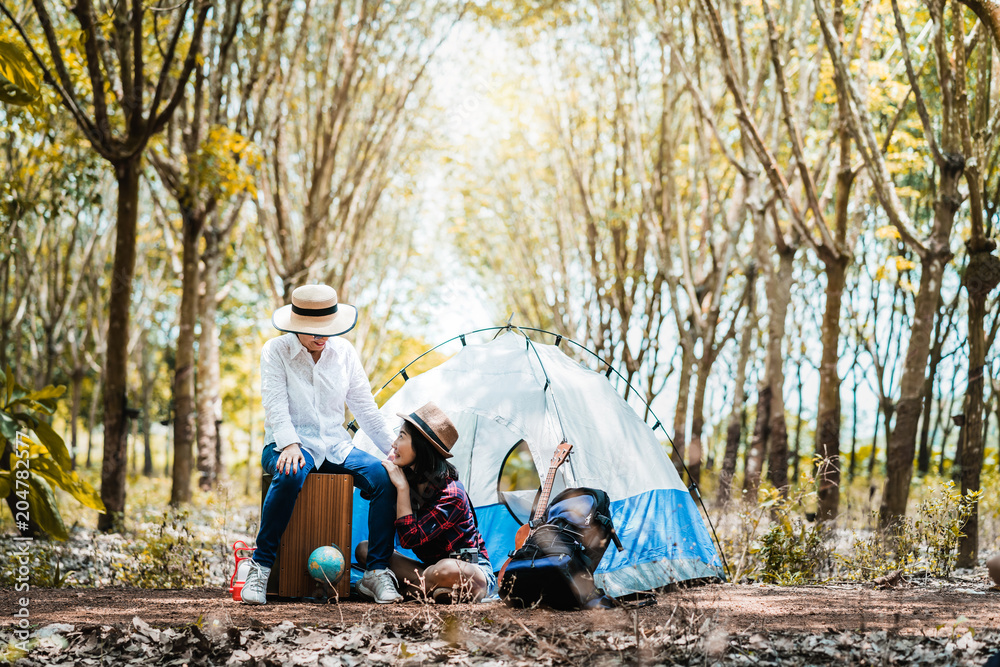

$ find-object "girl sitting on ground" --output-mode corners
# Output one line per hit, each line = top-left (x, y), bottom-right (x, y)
(355, 402), (496, 603)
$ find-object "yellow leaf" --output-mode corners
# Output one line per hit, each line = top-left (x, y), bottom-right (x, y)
(875, 225), (901, 241)
(0, 40), (40, 106)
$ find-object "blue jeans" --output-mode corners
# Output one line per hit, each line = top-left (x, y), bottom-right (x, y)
(253, 444), (396, 571)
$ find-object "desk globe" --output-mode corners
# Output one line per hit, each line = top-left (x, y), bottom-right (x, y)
(307, 545), (346, 585)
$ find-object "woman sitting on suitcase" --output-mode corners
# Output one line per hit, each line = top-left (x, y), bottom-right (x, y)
(355, 402), (497, 603)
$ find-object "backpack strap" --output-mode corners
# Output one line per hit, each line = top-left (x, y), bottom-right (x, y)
(595, 513), (624, 551)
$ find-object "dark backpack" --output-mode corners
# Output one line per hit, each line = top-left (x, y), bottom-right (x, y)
(499, 487), (624, 610)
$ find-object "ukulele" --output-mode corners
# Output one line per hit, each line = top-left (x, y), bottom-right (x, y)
(497, 441), (573, 583)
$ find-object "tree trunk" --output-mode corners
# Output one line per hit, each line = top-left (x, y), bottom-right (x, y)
(671, 341), (693, 473)
(952, 411), (967, 485)
(765, 250), (794, 494)
(870, 398), (894, 482)
(140, 331), (154, 477)
(767, 381), (790, 493)
(245, 386), (255, 496)
(816, 255), (848, 519)
(956, 295), (985, 567)
(744, 384), (770, 497)
(918, 293), (947, 475)
(792, 356), (804, 483)
(718, 266), (757, 503)
(918, 361), (939, 475)
(196, 230), (224, 490)
(70, 367), (84, 470)
(879, 164), (962, 530)
(0, 255), (9, 372)
(957, 235), (998, 567)
(687, 355), (711, 487)
(164, 421), (173, 479)
(170, 211), (202, 506)
(86, 371), (103, 469)
(815, 59), (853, 514)
(937, 371), (959, 474)
(214, 418), (224, 481)
(98, 156), (143, 533)
(130, 412), (139, 476)
(43, 328), (56, 388)
(848, 370), (859, 481)
(995, 387), (1000, 468)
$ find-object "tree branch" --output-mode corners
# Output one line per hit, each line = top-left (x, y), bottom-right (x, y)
(761, 0), (841, 257)
(0, 1), (102, 149)
(660, 28), (753, 179)
(698, 0), (812, 251)
(69, 0), (111, 145)
(812, 0), (928, 257)
(889, 0), (945, 166)
(149, 0), (211, 138)
(956, 0), (1000, 52)
(131, 0), (145, 134)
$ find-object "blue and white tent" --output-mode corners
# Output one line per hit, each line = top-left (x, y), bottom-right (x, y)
(351, 330), (725, 596)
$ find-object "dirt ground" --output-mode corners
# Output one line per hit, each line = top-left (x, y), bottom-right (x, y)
(5, 581), (999, 635)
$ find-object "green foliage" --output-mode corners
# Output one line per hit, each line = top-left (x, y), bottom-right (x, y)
(189, 125), (262, 202)
(753, 509), (829, 585)
(498, 441), (540, 493)
(111, 510), (213, 588)
(838, 481), (983, 581)
(0, 40), (40, 106)
(738, 473), (832, 584)
(0, 537), (76, 587)
(0, 367), (105, 540)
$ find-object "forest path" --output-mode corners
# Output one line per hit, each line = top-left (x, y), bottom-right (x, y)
(5, 581), (997, 634)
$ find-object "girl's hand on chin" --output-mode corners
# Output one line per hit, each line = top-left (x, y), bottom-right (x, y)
(381, 459), (408, 490)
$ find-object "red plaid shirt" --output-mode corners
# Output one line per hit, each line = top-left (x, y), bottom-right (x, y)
(395, 481), (489, 566)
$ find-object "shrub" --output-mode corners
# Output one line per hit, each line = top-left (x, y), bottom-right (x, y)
(0, 537), (77, 587)
(0, 367), (104, 539)
(745, 486), (832, 584)
(725, 462), (834, 584)
(838, 481), (982, 580)
(110, 509), (214, 588)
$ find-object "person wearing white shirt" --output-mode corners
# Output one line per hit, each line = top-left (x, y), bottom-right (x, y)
(240, 284), (403, 605)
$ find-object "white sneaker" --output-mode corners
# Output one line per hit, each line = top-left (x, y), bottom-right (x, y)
(240, 560), (271, 605)
(357, 568), (403, 604)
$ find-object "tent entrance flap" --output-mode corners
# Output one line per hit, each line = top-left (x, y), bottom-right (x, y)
(497, 439), (541, 525)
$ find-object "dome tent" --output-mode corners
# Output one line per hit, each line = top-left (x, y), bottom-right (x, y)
(350, 329), (725, 596)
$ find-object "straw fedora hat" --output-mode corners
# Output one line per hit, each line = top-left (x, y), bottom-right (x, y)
(397, 402), (459, 459)
(271, 284), (358, 337)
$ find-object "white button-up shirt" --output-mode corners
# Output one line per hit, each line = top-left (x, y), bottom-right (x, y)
(261, 333), (395, 465)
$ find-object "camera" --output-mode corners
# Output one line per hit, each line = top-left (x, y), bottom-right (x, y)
(449, 548), (479, 564)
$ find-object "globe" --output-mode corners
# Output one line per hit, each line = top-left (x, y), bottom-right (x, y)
(307, 545), (346, 585)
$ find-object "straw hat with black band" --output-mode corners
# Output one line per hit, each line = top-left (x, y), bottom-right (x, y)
(271, 284), (358, 337)
(397, 402), (459, 460)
